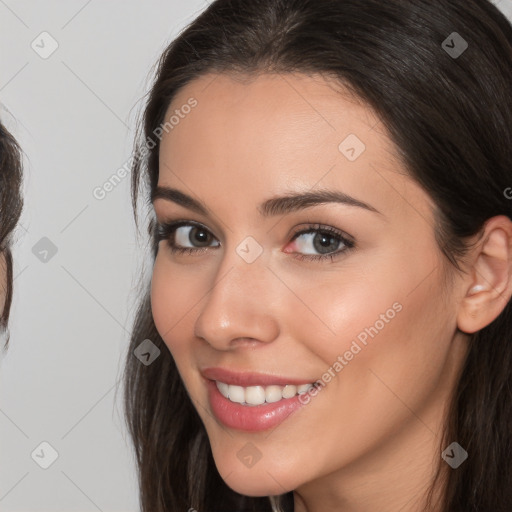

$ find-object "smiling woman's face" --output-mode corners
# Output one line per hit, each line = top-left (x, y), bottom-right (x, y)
(151, 73), (469, 502)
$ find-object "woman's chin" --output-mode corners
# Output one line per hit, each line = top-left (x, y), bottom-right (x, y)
(222, 473), (293, 498)
(213, 456), (297, 497)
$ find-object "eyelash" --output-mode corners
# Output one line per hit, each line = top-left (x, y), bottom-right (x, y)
(154, 220), (356, 262)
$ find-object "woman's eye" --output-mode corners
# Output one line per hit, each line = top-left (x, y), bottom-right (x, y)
(286, 226), (355, 261)
(156, 221), (220, 254)
(156, 221), (354, 262)
(174, 225), (218, 248)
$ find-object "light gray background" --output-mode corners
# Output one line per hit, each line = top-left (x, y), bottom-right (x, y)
(1, 1), (511, 511)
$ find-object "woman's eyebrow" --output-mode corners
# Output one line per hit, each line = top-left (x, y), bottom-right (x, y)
(152, 186), (383, 217)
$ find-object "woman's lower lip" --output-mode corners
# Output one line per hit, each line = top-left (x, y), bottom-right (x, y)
(206, 379), (307, 432)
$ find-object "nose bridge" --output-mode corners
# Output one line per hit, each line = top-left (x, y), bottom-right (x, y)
(194, 239), (279, 348)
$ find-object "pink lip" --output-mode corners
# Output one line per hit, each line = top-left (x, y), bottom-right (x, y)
(200, 367), (314, 387)
(205, 378), (308, 432)
(200, 367), (318, 432)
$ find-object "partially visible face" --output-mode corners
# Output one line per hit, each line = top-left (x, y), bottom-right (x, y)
(0, 120), (22, 334)
(0, 252), (6, 317)
(151, 73), (468, 497)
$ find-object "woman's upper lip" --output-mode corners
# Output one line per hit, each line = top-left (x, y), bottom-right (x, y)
(200, 367), (315, 387)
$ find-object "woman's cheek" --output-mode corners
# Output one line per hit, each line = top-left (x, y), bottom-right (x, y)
(150, 255), (185, 342)
(150, 255), (203, 348)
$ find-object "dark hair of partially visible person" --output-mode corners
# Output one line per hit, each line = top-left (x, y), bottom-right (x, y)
(123, 1), (512, 511)
(0, 119), (24, 348)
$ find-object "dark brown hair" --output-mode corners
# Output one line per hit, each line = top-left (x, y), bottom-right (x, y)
(123, 1), (512, 510)
(0, 118), (24, 347)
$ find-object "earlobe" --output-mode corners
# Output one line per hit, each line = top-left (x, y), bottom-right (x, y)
(457, 216), (512, 334)
(467, 284), (486, 296)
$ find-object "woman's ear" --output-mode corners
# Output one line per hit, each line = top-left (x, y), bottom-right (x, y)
(457, 215), (512, 334)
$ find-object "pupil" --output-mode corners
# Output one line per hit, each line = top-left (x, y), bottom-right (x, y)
(314, 232), (338, 253)
(190, 227), (210, 247)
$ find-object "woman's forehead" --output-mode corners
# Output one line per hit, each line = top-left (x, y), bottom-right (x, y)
(168, 72), (380, 131)
(161, 73), (394, 182)
(158, 73), (432, 226)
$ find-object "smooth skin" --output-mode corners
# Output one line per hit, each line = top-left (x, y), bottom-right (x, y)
(151, 73), (512, 512)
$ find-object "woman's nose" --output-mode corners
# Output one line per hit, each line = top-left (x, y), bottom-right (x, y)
(193, 246), (280, 351)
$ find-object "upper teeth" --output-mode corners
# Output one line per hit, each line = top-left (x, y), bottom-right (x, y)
(215, 381), (315, 406)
